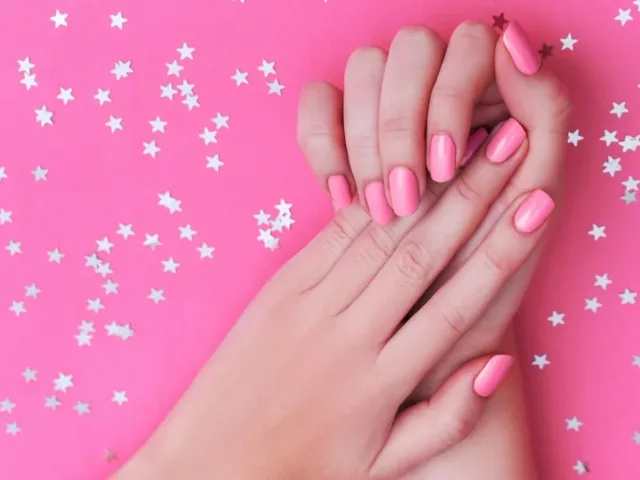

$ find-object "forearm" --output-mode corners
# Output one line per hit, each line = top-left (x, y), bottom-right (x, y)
(408, 330), (536, 480)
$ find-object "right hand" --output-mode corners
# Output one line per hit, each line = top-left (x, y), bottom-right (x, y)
(298, 17), (570, 415)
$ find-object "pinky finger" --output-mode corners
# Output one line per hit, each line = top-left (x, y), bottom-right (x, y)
(369, 355), (515, 479)
(298, 82), (354, 210)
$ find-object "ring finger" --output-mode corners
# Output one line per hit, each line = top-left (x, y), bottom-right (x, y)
(344, 47), (391, 224)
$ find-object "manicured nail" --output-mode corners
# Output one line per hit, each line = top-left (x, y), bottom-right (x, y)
(462, 128), (489, 166)
(389, 166), (419, 217)
(514, 189), (555, 233)
(429, 133), (456, 183)
(364, 181), (394, 225)
(485, 118), (526, 164)
(328, 175), (352, 210)
(503, 21), (541, 75)
(474, 355), (515, 398)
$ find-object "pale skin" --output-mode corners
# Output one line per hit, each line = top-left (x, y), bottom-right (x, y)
(114, 20), (570, 480)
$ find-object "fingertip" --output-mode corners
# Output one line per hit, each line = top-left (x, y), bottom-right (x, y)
(473, 354), (515, 398)
(501, 21), (541, 76)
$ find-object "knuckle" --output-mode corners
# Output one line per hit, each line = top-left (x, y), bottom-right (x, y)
(358, 226), (396, 265)
(378, 115), (420, 158)
(435, 302), (468, 337)
(431, 82), (474, 105)
(297, 128), (334, 157)
(541, 77), (573, 131)
(451, 173), (485, 206)
(348, 131), (379, 158)
(393, 238), (434, 287)
(322, 213), (360, 255)
(440, 409), (477, 447)
(481, 241), (516, 278)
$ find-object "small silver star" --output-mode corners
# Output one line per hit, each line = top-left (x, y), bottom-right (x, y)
(117, 223), (135, 239)
(619, 288), (637, 305)
(32, 165), (48, 181)
(22, 368), (37, 383)
(44, 395), (62, 411)
(25, 283), (41, 298)
(594, 273), (612, 290)
(147, 289), (166, 304)
(573, 460), (589, 475)
(566, 417), (583, 432)
(588, 224), (606, 241)
(5, 422), (20, 436)
(532, 354), (550, 370)
(47, 248), (64, 263)
(585, 297), (602, 313)
(178, 225), (197, 241)
(0, 398), (16, 413)
(73, 401), (91, 416)
(547, 311), (565, 327)
(621, 190), (637, 205)
(112, 391), (128, 406)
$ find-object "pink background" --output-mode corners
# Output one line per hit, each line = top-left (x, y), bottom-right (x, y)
(0, 0), (638, 478)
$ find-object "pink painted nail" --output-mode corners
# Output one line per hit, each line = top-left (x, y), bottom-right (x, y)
(514, 189), (555, 233)
(503, 21), (541, 75)
(473, 355), (515, 398)
(389, 166), (419, 217)
(364, 181), (394, 225)
(485, 118), (526, 164)
(327, 175), (352, 210)
(462, 128), (489, 166)
(429, 133), (456, 183)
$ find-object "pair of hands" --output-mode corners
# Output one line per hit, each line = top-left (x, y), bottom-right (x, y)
(115, 20), (570, 480)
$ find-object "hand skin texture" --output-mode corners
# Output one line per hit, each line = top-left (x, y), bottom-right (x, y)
(113, 20), (569, 480)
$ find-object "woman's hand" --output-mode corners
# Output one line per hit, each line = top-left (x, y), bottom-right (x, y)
(113, 20), (567, 480)
(298, 20), (570, 405)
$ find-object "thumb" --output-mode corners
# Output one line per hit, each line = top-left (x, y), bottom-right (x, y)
(369, 355), (515, 480)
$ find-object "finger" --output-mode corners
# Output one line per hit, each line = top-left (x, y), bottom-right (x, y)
(426, 21), (497, 183)
(370, 355), (515, 479)
(496, 20), (571, 196)
(378, 27), (445, 217)
(421, 22), (571, 333)
(379, 189), (555, 394)
(344, 47), (394, 224)
(342, 122), (527, 339)
(278, 205), (372, 291)
(297, 82), (354, 210)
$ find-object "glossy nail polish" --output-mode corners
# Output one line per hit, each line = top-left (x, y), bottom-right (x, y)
(327, 175), (352, 210)
(429, 133), (456, 183)
(473, 355), (515, 398)
(462, 128), (489, 166)
(364, 181), (394, 225)
(485, 118), (526, 164)
(514, 189), (555, 233)
(389, 166), (419, 217)
(503, 21), (541, 75)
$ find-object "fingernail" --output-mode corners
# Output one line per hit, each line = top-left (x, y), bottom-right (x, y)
(462, 128), (489, 166)
(473, 355), (515, 398)
(514, 189), (555, 233)
(429, 133), (456, 183)
(364, 181), (394, 225)
(328, 175), (352, 210)
(389, 166), (419, 217)
(503, 21), (541, 75)
(485, 118), (526, 164)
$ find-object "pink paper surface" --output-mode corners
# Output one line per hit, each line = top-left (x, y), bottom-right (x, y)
(0, 1), (638, 478)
